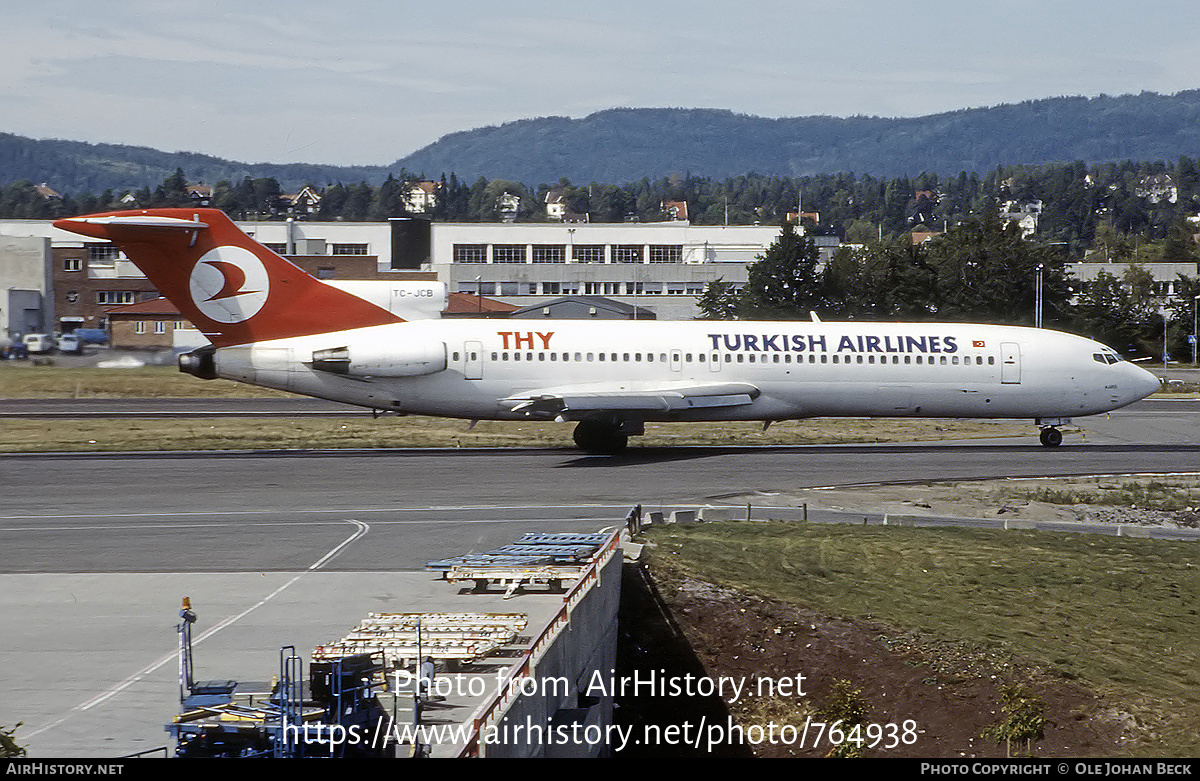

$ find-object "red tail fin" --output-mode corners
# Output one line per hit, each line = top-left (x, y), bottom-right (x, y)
(53, 209), (403, 347)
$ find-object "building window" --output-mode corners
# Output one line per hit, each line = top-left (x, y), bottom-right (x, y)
(573, 245), (605, 263)
(331, 244), (369, 255)
(154, 321), (166, 334)
(264, 243), (288, 254)
(613, 245), (643, 264)
(63, 257), (82, 272)
(317, 267), (335, 279)
(649, 245), (682, 263)
(500, 282), (520, 296)
(453, 244), (487, 264)
(531, 245), (566, 263)
(134, 321), (146, 334)
(97, 291), (135, 305)
(175, 321), (188, 330)
(492, 244), (527, 264)
(87, 245), (120, 263)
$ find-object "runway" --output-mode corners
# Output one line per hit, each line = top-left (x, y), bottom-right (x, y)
(3, 400), (1198, 756)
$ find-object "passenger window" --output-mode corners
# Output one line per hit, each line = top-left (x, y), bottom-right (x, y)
(988, 356), (995, 365)
(491, 352), (498, 361)
(952, 356), (959, 365)
(623, 353), (630, 361)
(452, 352), (460, 361)
(599, 353), (606, 361)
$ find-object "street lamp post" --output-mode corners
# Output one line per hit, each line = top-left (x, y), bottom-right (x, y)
(1034, 264), (1044, 328)
(1193, 295), (1199, 366)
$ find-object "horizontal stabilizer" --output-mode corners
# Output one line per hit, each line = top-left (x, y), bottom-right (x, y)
(58, 215), (209, 231)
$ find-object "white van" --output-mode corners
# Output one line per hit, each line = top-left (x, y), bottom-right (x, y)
(58, 334), (83, 354)
(22, 333), (57, 353)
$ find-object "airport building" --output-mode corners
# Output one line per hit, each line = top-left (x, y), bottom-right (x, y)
(0, 217), (804, 338)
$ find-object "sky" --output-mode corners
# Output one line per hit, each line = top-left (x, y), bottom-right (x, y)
(5, 0), (1200, 167)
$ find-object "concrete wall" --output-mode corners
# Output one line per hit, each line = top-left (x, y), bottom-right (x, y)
(0, 235), (51, 338)
(481, 548), (622, 758)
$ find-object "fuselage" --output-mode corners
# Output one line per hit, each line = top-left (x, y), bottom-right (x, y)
(203, 318), (1160, 423)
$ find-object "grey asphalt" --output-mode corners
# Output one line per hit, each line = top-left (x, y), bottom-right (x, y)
(2, 400), (1198, 757)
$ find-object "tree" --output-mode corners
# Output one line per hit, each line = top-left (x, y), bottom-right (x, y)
(741, 222), (822, 318)
(924, 214), (1069, 325)
(1160, 216), (1198, 263)
(0, 723), (26, 758)
(982, 685), (1049, 757)
(696, 278), (741, 319)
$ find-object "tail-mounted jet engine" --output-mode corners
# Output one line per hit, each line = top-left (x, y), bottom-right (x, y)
(309, 343), (447, 377)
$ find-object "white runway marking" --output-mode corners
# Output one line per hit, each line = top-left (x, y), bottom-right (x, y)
(20, 519), (372, 740)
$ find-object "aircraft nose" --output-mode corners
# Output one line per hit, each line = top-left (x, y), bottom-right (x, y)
(1129, 364), (1161, 402)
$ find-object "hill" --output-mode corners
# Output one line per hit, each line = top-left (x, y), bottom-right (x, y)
(4, 90), (1200, 194)
(393, 91), (1200, 183)
(0, 133), (385, 196)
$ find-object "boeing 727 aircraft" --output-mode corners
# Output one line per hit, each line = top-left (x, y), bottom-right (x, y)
(54, 209), (1161, 453)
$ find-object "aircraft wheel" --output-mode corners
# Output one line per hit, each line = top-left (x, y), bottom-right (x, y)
(1039, 427), (1063, 447)
(573, 420), (629, 455)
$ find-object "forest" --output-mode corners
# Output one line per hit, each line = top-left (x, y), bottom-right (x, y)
(3, 156), (1198, 358)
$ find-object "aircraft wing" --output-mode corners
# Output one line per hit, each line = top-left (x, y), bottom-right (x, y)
(502, 381), (759, 419)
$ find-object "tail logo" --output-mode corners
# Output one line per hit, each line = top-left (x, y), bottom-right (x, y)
(188, 246), (270, 324)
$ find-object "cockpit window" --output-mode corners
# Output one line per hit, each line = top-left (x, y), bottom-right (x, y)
(1094, 353), (1106, 364)
(1094, 352), (1122, 365)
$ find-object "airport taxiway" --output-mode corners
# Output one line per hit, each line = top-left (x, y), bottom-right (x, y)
(2, 400), (1197, 756)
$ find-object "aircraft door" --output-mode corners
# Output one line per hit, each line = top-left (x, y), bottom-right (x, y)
(1000, 342), (1021, 384)
(709, 351), (722, 372)
(464, 340), (483, 380)
(670, 349), (683, 373)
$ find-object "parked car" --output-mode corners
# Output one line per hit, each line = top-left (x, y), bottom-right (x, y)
(22, 333), (57, 353)
(58, 334), (83, 354)
(74, 328), (109, 345)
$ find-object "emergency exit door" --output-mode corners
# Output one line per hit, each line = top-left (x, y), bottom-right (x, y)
(1000, 342), (1021, 384)
(464, 340), (482, 380)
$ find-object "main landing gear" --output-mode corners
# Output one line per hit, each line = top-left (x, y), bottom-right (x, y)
(572, 418), (642, 455)
(1039, 427), (1063, 447)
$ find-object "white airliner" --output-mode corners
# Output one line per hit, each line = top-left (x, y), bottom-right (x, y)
(54, 208), (1160, 453)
